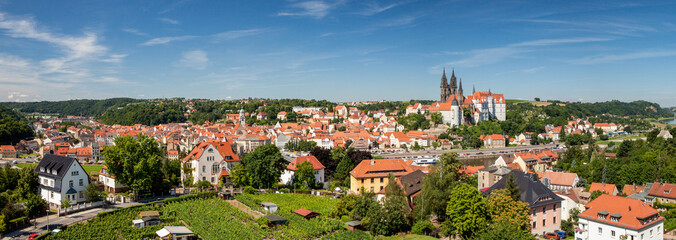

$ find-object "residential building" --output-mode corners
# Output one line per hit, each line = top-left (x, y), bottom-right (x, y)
(537, 171), (579, 191)
(281, 155), (326, 185)
(235, 135), (271, 153)
(376, 170), (425, 208)
(99, 165), (128, 193)
(647, 182), (676, 204)
(483, 170), (563, 235)
(35, 154), (90, 209)
(349, 158), (426, 194)
(576, 195), (664, 240)
(657, 129), (673, 139)
(480, 134), (506, 148)
(477, 165), (513, 190)
(181, 141), (240, 186)
(0, 145), (17, 158)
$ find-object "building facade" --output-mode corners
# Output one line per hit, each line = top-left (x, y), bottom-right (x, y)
(181, 141), (240, 185)
(35, 154), (90, 209)
(576, 195), (664, 240)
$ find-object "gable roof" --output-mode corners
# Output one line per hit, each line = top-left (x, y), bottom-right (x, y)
(349, 158), (416, 178)
(398, 170), (425, 196)
(536, 171), (578, 186)
(484, 170), (563, 208)
(35, 154), (81, 180)
(578, 194), (663, 230)
(589, 182), (617, 194)
(182, 141), (239, 162)
(647, 182), (676, 200)
(287, 156), (325, 171)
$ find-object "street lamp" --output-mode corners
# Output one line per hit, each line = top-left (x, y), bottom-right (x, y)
(46, 208), (50, 232)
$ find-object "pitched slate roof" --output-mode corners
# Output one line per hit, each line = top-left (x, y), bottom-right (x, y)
(35, 154), (78, 181)
(398, 170), (425, 196)
(578, 194), (663, 230)
(484, 170), (563, 208)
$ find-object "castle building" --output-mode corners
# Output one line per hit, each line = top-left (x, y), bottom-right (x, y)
(430, 69), (506, 127)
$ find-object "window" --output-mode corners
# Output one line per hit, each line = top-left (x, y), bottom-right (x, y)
(532, 221), (536, 229)
(202, 166), (206, 172)
(361, 179), (364, 184)
(380, 177), (384, 183)
(79, 191), (83, 199)
(50, 192), (53, 198)
(650, 229), (653, 237)
(612, 230), (615, 237)
(202, 177), (206, 181)
(370, 186), (374, 191)
(69, 180), (73, 188)
(543, 206), (546, 214)
(79, 179), (83, 186)
(380, 186), (384, 191)
(71, 171), (79, 176)
(553, 216), (556, 224)
(371, 178), (374, 183)
(211, 177), (214, 182)
(542, 219), (545, 227)
(598, 227), (602, 234)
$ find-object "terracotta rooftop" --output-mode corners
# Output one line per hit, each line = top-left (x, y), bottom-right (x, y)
(578, 194), (663, 230)
(287, 155), (325, 171)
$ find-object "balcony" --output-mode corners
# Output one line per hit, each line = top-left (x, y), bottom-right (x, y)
(574, 228), (587, 240)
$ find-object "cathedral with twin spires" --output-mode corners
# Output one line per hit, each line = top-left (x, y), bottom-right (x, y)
(430, 68), (507, 127)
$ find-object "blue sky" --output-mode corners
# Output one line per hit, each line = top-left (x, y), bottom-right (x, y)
(1, 1), (675, 107)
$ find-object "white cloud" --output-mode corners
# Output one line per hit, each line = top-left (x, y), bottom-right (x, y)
(278, 1), (342, 19)
(179, 50), (208, 70)
(101, 54), (128, 63)
(320, 32), (334, 37)
(358, 1), (405, 16)
(141, 36), (195, 46)
(440, 37), (614, 68)
(122, 28), (148, 36)
(570, 49), (676, 64)
(158, 17), (180, 24)
(213, 28), (268, 40)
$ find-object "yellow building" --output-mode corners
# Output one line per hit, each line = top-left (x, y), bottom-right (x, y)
(349, 158), (425, 194)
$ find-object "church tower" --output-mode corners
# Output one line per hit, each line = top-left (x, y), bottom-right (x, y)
(449, 69), (458, 95)
(239, 108), (246, 125)
(440, 68), (450, 102)
(458, 78), (464, 106)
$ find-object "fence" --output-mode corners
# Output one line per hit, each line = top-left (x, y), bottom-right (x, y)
(58, 201), (104, 216)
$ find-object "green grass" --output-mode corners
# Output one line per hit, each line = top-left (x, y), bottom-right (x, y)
(82, 164), (103, 174)
(16, 163), (37, 169)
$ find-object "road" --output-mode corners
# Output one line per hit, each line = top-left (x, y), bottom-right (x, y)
(1, 202), (141, 240)
(374, 143), (562, 159)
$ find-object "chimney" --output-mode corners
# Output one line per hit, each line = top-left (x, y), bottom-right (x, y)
(370, 159), (375, 165)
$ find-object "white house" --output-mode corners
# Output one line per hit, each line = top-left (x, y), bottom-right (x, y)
(98, 165), (128, 193)
(36, 154), (90, 209)
(576, 194), (664, 240)
(181, 141), (240, 185)
(281, 155), (325, 185)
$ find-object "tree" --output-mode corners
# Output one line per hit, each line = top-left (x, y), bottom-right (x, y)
(368, 174), (411, 236)
(195, 180), (213, 190)
(230, 164), (251, 187)
(0, 214), (5, 233)
(84, 182), (103, 202)
(241, 144), (285, 189)
(24, 193), (46, 226)
(351, 192), (379, 221)
(417, 153), (463, 221)
(431, 112), (443, 124)
(589, 190), (604, 201)
(293, 161), (316, 189)
(332, 147), (353, 187)
(16, 166), (39, 200)
(470, 220), (536, 240)
(103, 134), (170, 195)
(330, 194), (358, 218)
(505, 172), (520, 202)
(444, 183), (489, 238)
(61, 198), (71, 214)
(534, 97), (540, 102)
(487, 189), (531, 232)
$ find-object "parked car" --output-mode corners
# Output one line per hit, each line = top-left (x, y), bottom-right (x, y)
(28, 233), (39, 240)
(554, 230), (566, 239)
(543, 232), (560, 239)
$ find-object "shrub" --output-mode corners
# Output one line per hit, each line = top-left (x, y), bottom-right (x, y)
(256, 216), (270, 227)
(411, 220), (435, 235)
(278, 188), (289, 193)
(340, 215), (351, 222)
(244, 186), (256, 194)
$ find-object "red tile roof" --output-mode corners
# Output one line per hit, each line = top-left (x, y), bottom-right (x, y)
(578, 194), (663, 230)
(589, 182), (617, 194)
(287, 156), (325, 171)
(350, 158), (417, 178)
(622, 184), (645, 196)
(537, 171), (577, 186)
(182, 141), (239, 162)
(648, 182), (676, 200)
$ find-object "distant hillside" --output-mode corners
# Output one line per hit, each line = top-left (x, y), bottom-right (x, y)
(0, 98), (143, 117)
(0, 105), (34, 145)
(508, 99), (673, 118)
